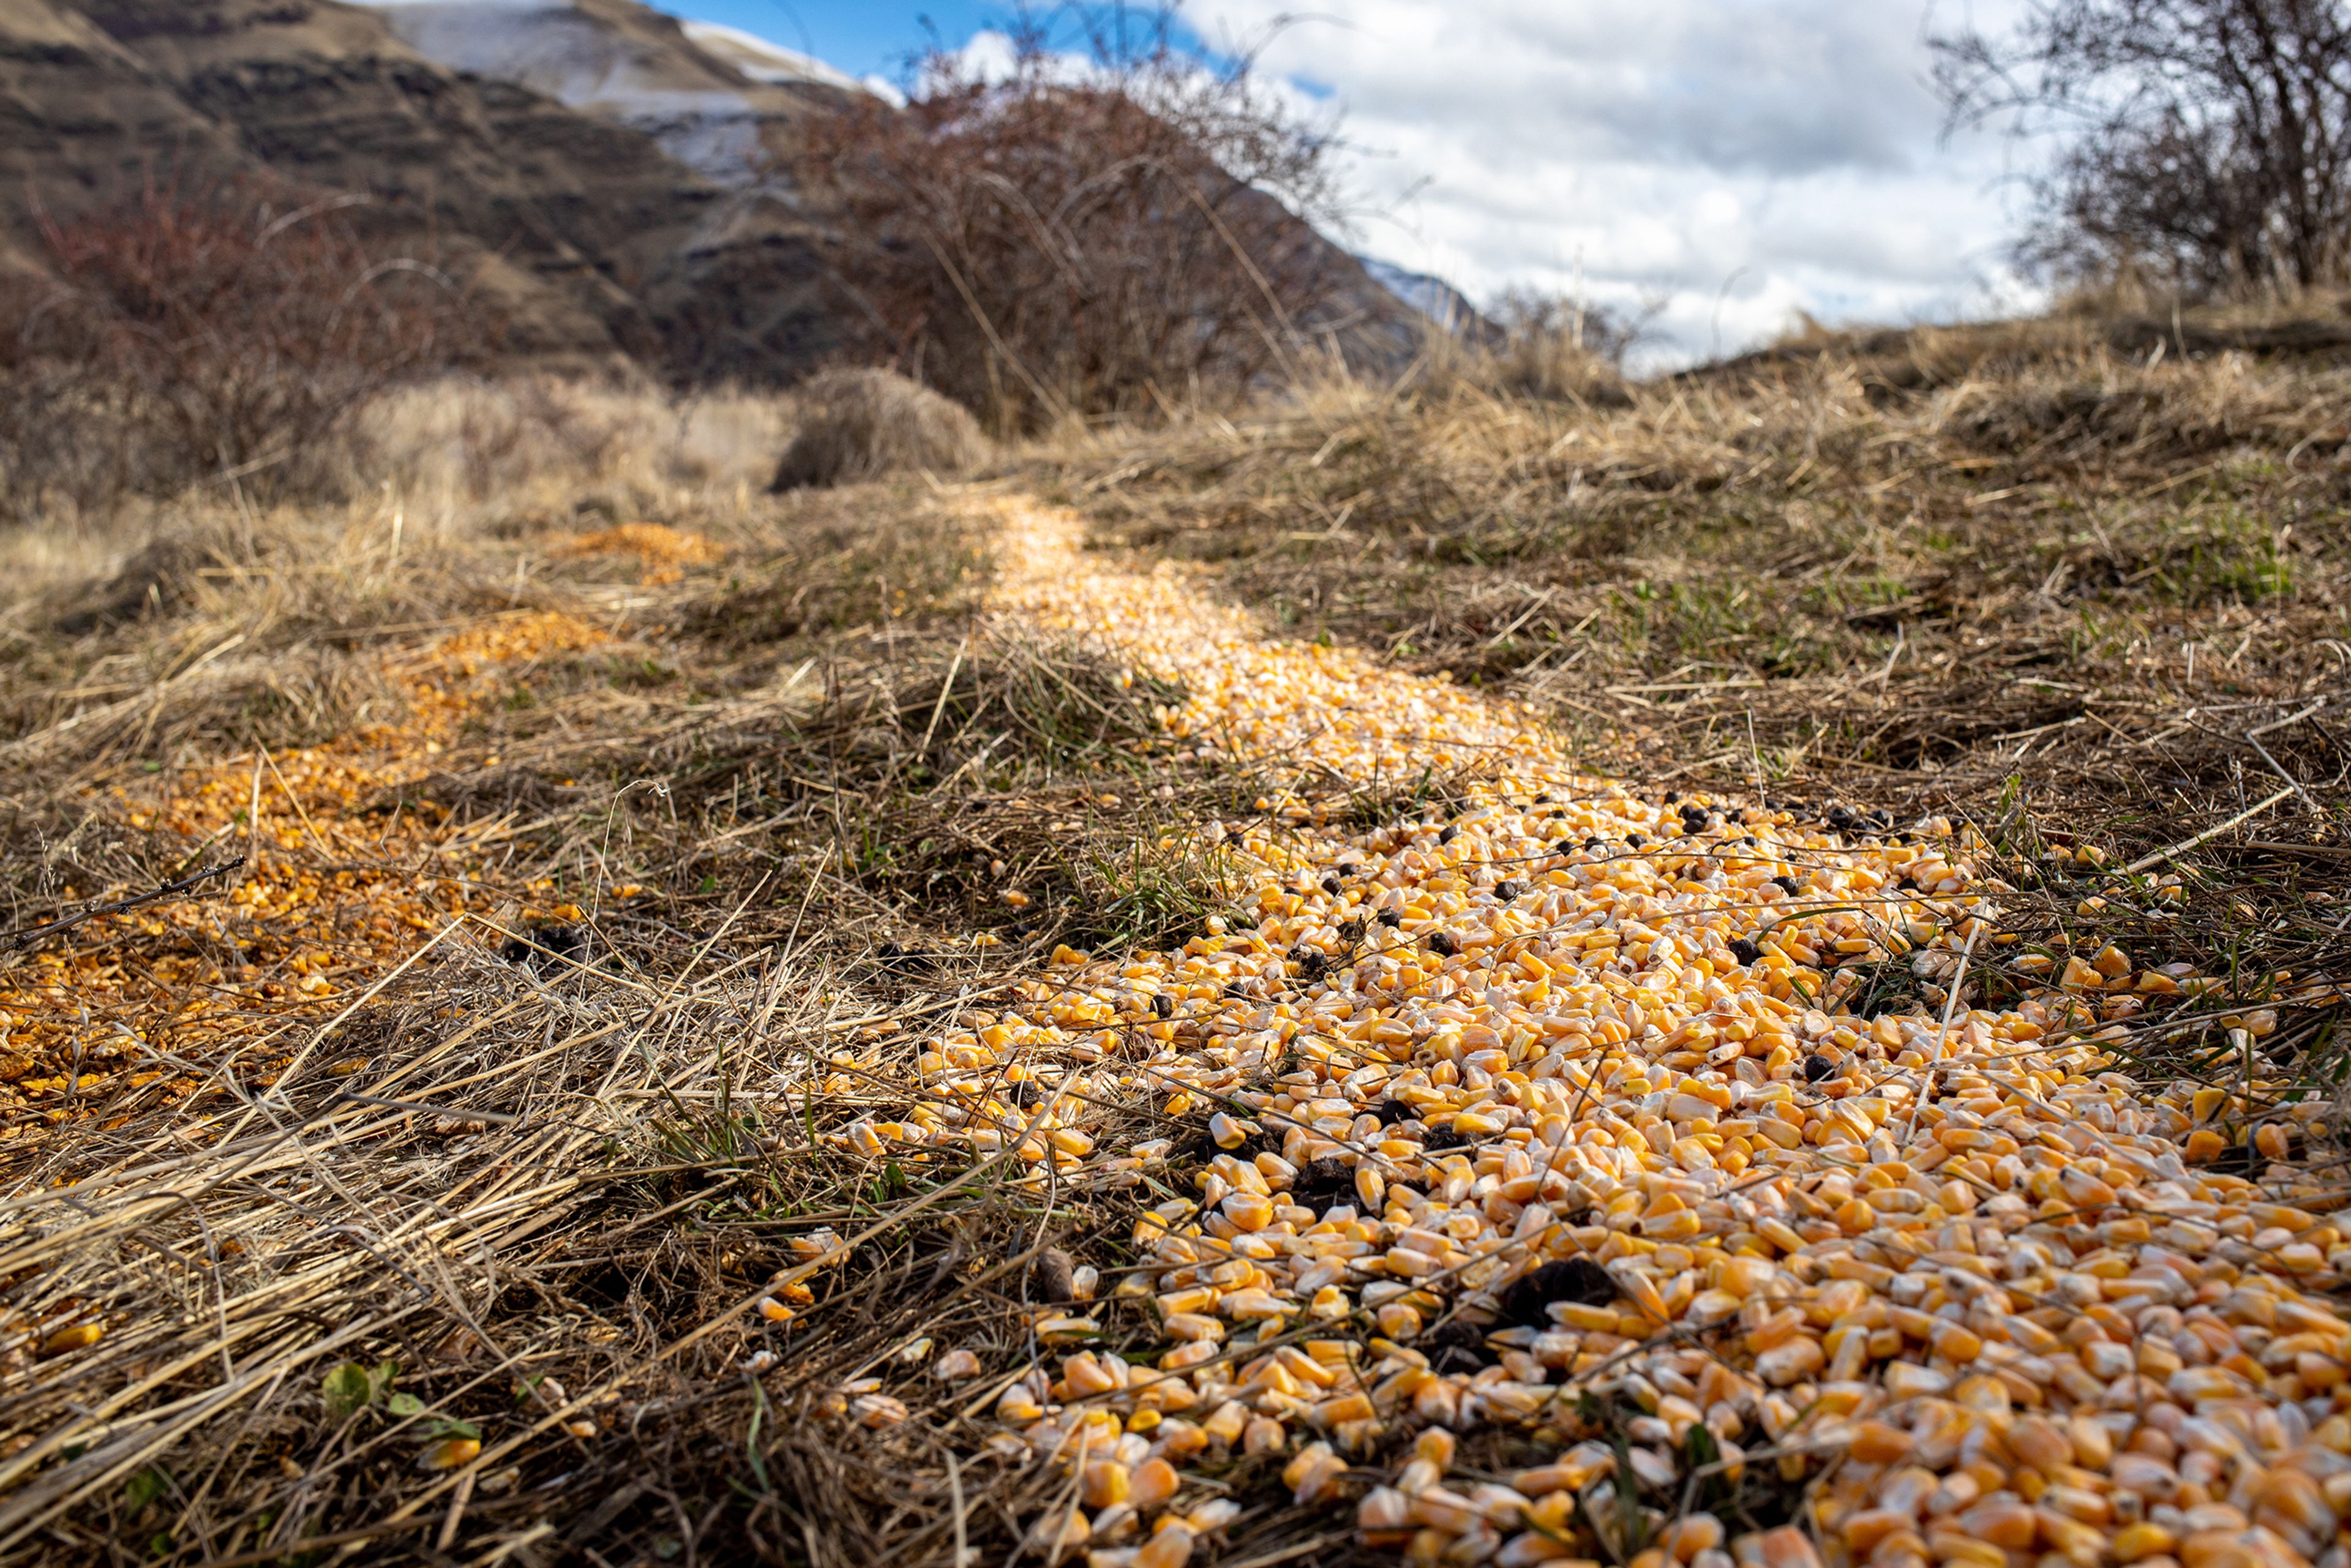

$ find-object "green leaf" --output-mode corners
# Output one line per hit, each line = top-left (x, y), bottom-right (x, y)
(386, 1392), (425, 1417)
(321, 1364), (373, 1419)
(124, 1466), (171, 1513)
(427, 1418), (481, 1441)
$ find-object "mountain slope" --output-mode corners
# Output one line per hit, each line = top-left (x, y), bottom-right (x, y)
(0, 1), (249, 278)
(0, 0), (860, 377)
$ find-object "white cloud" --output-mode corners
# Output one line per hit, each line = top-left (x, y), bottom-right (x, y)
(1179, 0), (2050, 367)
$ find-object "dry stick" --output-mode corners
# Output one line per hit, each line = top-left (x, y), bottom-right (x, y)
(0, 1304), (432, 1549)
(260, 746), (337, 860)
(0, 855), (246, 955)
(1897, 921), (1984, 1146)
(2248, 697), (2330, 737)
(2117, 784), (2296, 876)
(2244, 727), (2319, 815)
(919, 634), (973, 756)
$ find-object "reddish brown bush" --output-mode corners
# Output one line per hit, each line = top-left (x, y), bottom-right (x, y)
(806, 10), (1351, 431)
(0, 179), (474, 518)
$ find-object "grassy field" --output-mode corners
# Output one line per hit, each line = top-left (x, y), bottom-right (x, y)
(1, 314), (2345, 1566)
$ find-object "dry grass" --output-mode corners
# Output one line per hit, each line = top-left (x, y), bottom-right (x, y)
(4, 318), (2349, 1566)
(1039, 313), (2347, 815)
(768, 369), (992, 491)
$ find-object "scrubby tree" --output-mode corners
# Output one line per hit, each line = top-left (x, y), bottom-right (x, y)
(0, 178), (471, 516)
(1933, 0), (2351, 295)
(805, 7), (1350, 431)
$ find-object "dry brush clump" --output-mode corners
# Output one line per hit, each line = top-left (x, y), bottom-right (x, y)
(769, 368), (992, 490)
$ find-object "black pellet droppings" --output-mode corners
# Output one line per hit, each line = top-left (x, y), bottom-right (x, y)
(1340, 863), (1361, 879)
(1730, 939), (1761, 966)
(1626, 834), (1645, 850)
(1803, 1054), (1838, 1083)
(1438, 825), (1458, 845)
(1006, 1080), (1042, 1108)
(1897, 876), (1918, 892)
(1292, 1157), (1354, 1206)
(1424, 1124), (1470, 1152)
(1498, 1256), (1620, 1327)
(1372, 1098), (1418, 1127)
(1226, 830), (1245, 846)
(1493, 880), (1521, 901)
(1422, 1319), (1497, 1375)
(1532, 793), (1551, 805)
(1152, 994), (1173, 1019)
(1321, 876), (1343, 896)
(1427, 931), (1458, 957)
(1556, 840), (1576, 857)
(501, 925), (587, 975)
(1376, 908), (1402, 928)
(1338, 918), (1365, 942)
(1036, 1248), (1078, 1304)
(1583, 837), (1605, 851)
(1662, 792), (1679, 804)
(1773, 875), (1801, 895)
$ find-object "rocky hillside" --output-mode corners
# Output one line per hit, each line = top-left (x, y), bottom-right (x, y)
(0, 0), (1423, 388)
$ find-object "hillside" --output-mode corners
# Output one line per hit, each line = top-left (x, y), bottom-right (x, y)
(0, 0), (1425, 389)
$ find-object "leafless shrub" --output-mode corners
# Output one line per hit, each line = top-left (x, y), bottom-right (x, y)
(1933, 1), (2351, 295)
(806, 6), (1349, 430)
(0, 179), (475, 519)
(770, 368), (991, 490)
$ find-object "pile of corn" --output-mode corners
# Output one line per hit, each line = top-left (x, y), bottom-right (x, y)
(832, 505), (2347, 1568)
(0, 610), (609, 1128)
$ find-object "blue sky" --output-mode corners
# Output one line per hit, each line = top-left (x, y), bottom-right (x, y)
(681, 2), (998, 83)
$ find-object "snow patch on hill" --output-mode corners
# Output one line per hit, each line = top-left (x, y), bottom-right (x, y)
(681, 20), (902, 105)
(347, 1), (892, 187)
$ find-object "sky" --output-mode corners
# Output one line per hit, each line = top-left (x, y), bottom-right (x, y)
(680, 1), (2049, 368)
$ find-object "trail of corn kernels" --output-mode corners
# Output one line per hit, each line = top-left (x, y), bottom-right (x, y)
(847, 502), (2351, 1568)
(0, 609), (612, 1134)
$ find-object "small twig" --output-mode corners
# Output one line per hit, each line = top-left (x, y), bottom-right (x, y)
(2117, 785), (2295, 876)
(0, 856), (247, 956)
(2243, 728), (2319, 815)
